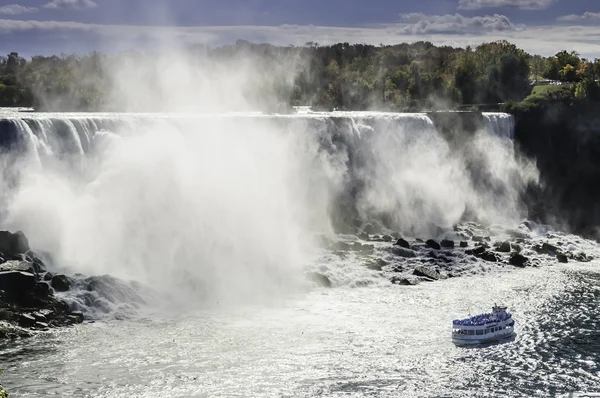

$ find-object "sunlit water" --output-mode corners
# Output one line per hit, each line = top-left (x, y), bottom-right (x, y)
(2, 262), (600, 397)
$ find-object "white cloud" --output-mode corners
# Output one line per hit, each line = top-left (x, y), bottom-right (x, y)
(1, 18), (600, 59)
(398, 13), (524, 34)
(0, 4), (39, 15)
(458, 0), (556, 10)
(44, 0), (97, 9)
(558, 12), (600, 22)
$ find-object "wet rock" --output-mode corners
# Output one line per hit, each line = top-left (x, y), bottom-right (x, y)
(512, 243), (522, 252)
(33, 282), (52, 298)
(34, 321), (49, 330)
(0, 260), (33, 273)
(0, 271), (35, 295)
(460, 241), (469, 248)
(480, 251), (498, 262)
(394, 238), (410, 249)
(0, 230), (30, 255)
(413, 266), (440, 281)
(69, 311), (84, 323)
(466, 246), (486, 256)
(574, 252), (593, 262)
(496, 241), (511, 253)
(390, 276), (419, 286)
(440, 239), (454, 249)
(392, 247), (417, 258)
(51, 275), (71, 292)
(509, 253), (528, 267)
(416, 238), (424, 243)
(425, 239), (441, 250)
(32, 312), (46, 322)
(19, 313), (36, 327)
(535, 242), (559, 255)
(43, 272), (53, 281)
(306, 272), (331, 288)
(556, 253), (568, 263)
(381, 235), (393, 242)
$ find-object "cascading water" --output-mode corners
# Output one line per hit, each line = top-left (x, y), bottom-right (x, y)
(0, 110), (536, 311)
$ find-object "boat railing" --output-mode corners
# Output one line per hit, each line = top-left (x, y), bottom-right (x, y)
(452, 313), (512, 326)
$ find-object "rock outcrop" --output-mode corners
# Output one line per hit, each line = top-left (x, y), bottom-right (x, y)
(0, 230), (84, 339)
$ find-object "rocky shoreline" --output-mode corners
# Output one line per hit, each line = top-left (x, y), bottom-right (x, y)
(0, 231), (83, 339)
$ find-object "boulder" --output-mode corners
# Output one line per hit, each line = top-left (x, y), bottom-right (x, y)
(556, 253), (568, 263)
(19, 313), (36, 327)
(51, 275), (71, 292)
(394, 238), (410, 248)
(69, 311), (84, 323)
(425, 239), (441, 250)
(440, 239), (455, 249)
(460, 241), (469, 248)
(496, 241), (511, 253)
(0, 260), (33, 273)
(392, 247), (417, 258)
(381, 235), (393, 242)
(306, 272), (331, 288)
(509, 253), (528, 267)
(0, 230), (30, 255)
(0, 271), (35, 295)
(480, 251), (498, 262)
(413, 266), (441, 281)
(34, 282), (52, 298)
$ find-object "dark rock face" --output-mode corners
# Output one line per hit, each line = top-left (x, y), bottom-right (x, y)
(440, 239), (455, 249)
(460, 241), (469, 248)
(0, 231), (86, 339)
(556, 253), (568, 263)
(394, 238), (410, 248)
(425, 240), (441, 250)
(392, 247), (417, 258)
(509, 253), (528, 267)
(496, 241), (511, 253)
(413, 266), (441, 281)
(0, 230), (30, 256)
(51, 275), (71, 292)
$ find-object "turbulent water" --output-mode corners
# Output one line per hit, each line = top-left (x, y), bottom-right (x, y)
(1, 109), (599, 397)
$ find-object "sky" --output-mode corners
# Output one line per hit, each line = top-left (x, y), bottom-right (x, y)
(1, 0), (599, 58)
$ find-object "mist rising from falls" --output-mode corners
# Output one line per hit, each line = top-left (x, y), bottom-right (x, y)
(0, 111), (538, 307)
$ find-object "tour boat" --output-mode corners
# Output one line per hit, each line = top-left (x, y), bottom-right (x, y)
(452, 305), (515, 346)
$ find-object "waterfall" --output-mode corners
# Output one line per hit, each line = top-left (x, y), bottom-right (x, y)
(0, 110), (534, 304)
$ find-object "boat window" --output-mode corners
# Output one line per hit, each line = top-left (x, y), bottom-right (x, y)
(467, 330), (475, 335)
(476, 330), (483, 335)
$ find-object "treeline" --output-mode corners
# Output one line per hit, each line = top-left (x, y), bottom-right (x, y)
(1, 40), (600, 111)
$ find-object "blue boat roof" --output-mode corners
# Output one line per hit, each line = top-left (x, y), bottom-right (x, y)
(453, 312), (512, 326)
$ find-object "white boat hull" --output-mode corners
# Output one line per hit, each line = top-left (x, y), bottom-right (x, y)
(452, 330), (515, 346)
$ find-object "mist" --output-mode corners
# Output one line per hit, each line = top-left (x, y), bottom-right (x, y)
(0, 39), (540, 311)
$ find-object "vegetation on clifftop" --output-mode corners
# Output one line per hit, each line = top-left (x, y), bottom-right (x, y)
(0, 40), (598, 111)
